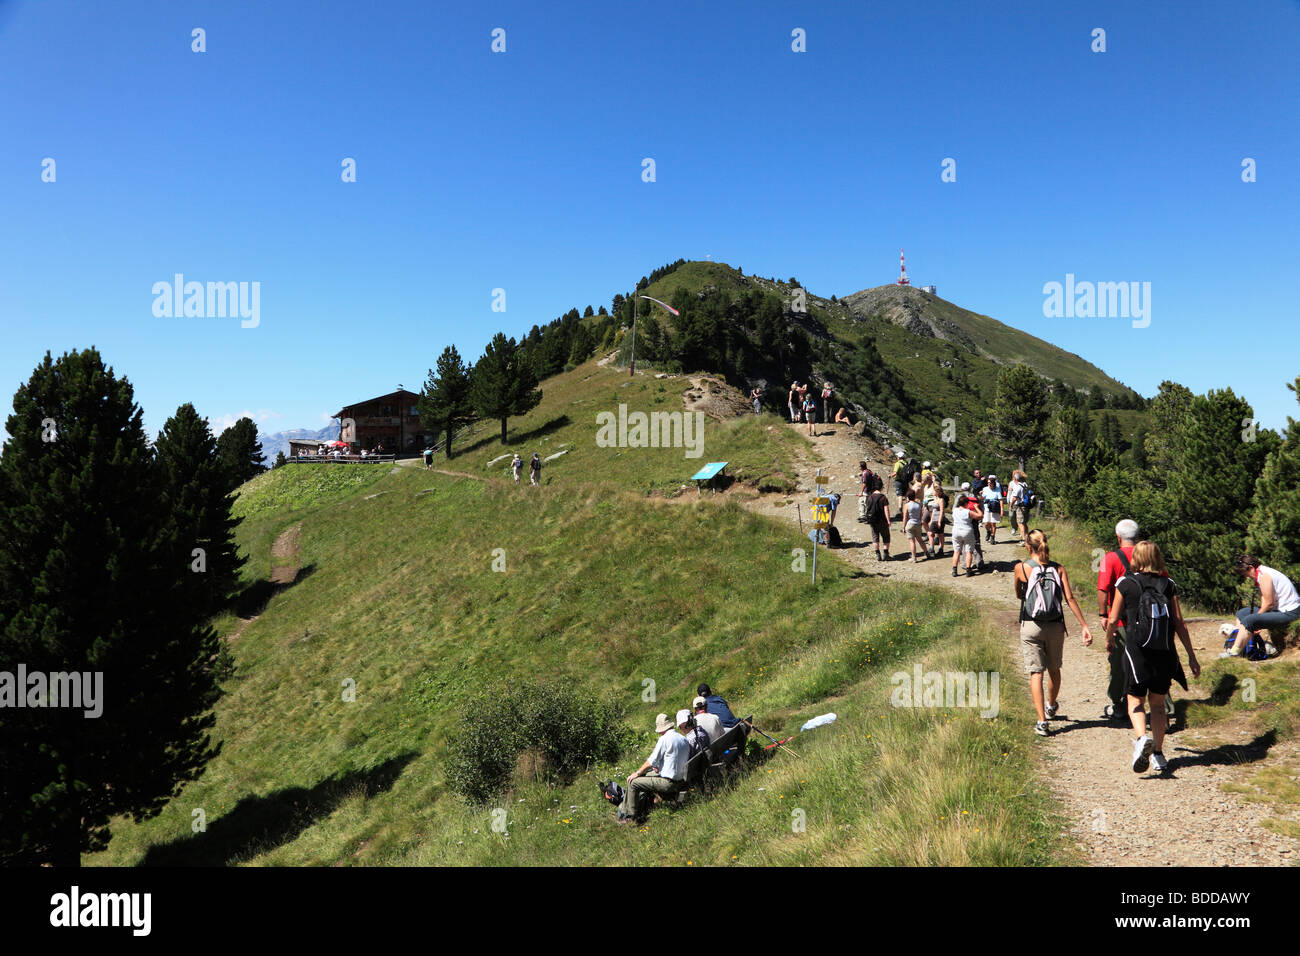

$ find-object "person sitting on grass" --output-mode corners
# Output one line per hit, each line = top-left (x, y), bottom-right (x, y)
(1104, 541), (1199, 774)
(619, 713), (690, 824)
(1223, 554), (1300, 659)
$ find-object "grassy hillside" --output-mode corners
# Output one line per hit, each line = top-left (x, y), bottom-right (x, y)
(441, 359), (806, 495)
(85, 366), (1070, 867)
(622, 261), (1145, 464)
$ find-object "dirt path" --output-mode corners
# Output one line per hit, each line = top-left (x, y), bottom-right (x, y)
(737, 419), (1300, 866)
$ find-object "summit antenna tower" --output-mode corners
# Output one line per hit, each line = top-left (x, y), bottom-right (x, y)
(896, 249), (911, 286)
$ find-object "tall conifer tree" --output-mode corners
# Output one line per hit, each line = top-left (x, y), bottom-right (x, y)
(0, 349), (220, 864)
(469, 334), (541, 444)
(419, 345), (475, 458)
(155, 402), (245, 618)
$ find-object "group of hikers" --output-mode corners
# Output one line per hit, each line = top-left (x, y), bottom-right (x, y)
(822, 441), (1298, 775)
(1012, 517), (1297, 775)
(614, 684), (742, 824)
(784, 380), (851, 434)
(848, 454), (1035, 571)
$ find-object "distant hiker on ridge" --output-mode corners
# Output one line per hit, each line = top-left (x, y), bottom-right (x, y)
(511, 453), (523, 484)
(529, 452), (541, 486)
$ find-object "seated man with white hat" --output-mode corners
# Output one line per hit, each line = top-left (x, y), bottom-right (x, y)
(620, 712), (691, 823)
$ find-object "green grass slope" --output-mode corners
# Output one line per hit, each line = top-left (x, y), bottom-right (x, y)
(85, 367), (1070, 867)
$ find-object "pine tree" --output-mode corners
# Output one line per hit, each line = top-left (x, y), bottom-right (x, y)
(274, 450), (287, 468)
(154, 403), (245, 619)
(1144, 380), (1194, 485)
(1036, 405), (1098, 515)
(469, 334), (542, 444)
(567, 324), (595, 365)
(0, 349), (220, 864)
(420, 345), (475, 457)
(1130, 425), (1149, 469)
(1164, 388), (1278, 611)
(215, 416), (265, 492)
(991, 364), (1049, 470)
(1246, 376), (1300, 585)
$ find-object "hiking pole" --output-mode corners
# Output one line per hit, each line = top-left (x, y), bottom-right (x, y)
(747, 720), (800, 759)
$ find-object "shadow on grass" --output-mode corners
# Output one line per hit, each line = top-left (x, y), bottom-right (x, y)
(457, 414), (572, 458)
(140, 752), (418, 866)
(231, 563), (317, 618)
(1204, 671), (1241, 707)
(1168, 729), (1278, 775)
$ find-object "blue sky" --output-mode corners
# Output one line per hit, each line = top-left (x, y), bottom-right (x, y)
(2, 0), (1297, 438)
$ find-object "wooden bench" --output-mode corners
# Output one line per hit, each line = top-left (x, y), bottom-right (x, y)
(673, 716), (752, 804)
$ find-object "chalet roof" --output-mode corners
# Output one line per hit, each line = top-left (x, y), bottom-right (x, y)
(332, 388), (420, 419)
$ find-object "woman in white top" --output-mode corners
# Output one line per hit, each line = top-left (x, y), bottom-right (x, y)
(950, 493), (981, 576)
(1227, 554), (1300, 658)
(902, 488), (926, 562)
(980, 476), (1003, 544)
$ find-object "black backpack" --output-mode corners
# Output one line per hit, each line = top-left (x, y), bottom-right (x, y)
(865, 492), (886, 523)
(1131, 573), (1175, 651)
(827, 525), (843, 548)
(903, 458), (920, 483)
(599, 779), (625, 807)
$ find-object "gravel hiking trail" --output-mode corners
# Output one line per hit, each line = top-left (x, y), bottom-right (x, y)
(738, 418), (1300, 866)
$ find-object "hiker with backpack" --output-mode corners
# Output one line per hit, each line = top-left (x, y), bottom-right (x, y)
(788, 382), (799, 423)
(1103, 540), (1200, 773)
(864, 485), (891, 561)
(821, 382), (834, 424)
(1014, 529), (1093, 736)
(1097, 519), (1147, 725)
(802, 393), (818, 436)
(1223, 554), (1300, 659)
(511, 453), (523, 484)
(529, 452), (542, 486)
